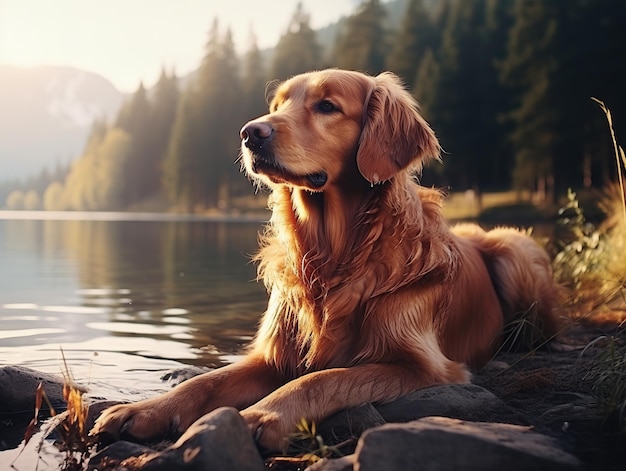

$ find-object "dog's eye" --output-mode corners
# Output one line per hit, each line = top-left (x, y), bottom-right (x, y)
(316, 100), (338, 113)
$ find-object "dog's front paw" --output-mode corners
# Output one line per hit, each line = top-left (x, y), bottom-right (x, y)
(240, 406), (290, 452)
(90, 399), (183, 443)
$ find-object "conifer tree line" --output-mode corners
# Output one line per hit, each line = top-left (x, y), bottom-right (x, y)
(6, 0), (626, 211)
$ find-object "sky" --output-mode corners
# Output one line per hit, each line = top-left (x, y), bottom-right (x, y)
(0, 0), (360, 93)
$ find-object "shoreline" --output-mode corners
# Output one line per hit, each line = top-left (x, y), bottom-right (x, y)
(0, 209), (267, 223)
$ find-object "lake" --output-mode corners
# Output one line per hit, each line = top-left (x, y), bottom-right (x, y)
(0, 213), (269, 468)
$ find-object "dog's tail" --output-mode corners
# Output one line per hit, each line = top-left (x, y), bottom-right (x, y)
(454, 224), (563, 350)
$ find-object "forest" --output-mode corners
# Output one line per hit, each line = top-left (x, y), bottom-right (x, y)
(4, 0), (626, 212)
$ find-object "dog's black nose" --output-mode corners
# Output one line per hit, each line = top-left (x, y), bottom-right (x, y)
(240, 122), (274, 151)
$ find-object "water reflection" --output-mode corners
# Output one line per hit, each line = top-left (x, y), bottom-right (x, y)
(0, 218), (267, 375)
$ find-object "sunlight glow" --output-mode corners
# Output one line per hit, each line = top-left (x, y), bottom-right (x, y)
(0, 0), (358, 92)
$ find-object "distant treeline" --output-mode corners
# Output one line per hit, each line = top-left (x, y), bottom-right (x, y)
(5, 0), (626, 211)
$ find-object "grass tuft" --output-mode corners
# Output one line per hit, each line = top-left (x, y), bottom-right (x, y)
(553, 99), (626, 321)
(12, 348), (94, 471)
(266, 418), (350, 469)
(49, 348), (92, 469)
(555, 99), (626, 432)
(498, 302), (556, 354)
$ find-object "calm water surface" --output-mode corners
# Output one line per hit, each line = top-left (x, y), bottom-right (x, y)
(0, 214), (268, 468)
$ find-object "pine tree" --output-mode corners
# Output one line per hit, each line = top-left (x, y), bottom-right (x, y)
(212, 28), (243, 209)
(271, 2), (321, 80)
(426, 0), (511, 192)
(242, 30), (268, 119)
(149, 68), (179, 201)
(164, 19), (223, 210)
(412, 47), (445, 187)
(238, 30), (269, 196)
(500, 0), (562, 198)
(163, 19), (243, 210)
(163, 89), (196, 210)
(113, 82), (153, 206)
(500, 0), (626, 195)
(386, 0), (436, 88)
(332, 0), (389, 74)
(412, 48), (439, 120)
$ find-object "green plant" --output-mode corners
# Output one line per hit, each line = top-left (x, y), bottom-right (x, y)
(498, 301), (558, 354)
(553, 189), (608, 297)
(266, 418), (348, 469)
(592, 98), (626, 230)
(552, 99), (626, 313)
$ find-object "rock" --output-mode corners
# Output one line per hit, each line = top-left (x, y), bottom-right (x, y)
(375, 383), (526, 425)
(144, 407), (264, 470)
(95, 407), (265, 470)
(0, 365), (68, 414)
(537, 394), (597, 427)
(355, 416), (581, 471)
(88, 441), (156, 470)
(317, 403), (386, 446)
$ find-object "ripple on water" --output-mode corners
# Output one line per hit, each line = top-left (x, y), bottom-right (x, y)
(77, 288), (132, 296)
(86, 321), (191, 336)
(0, 328), (65, 340)
(162, 307), (189, 315)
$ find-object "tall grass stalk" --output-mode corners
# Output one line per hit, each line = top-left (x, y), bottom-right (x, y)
(554, 100), (626, 314)
(591, 97), (626, 228)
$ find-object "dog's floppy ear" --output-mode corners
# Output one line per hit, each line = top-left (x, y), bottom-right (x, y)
(357, 72), (440, 184)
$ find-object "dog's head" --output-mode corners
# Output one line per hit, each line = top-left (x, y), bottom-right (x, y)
(240, 69), (439, 191)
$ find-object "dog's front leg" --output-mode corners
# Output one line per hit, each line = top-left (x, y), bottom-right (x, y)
(241, 361), (469, 451)
(91, 354), (283, 443)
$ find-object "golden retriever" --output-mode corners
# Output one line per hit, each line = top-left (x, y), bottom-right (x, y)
(92, 69), (560, 451)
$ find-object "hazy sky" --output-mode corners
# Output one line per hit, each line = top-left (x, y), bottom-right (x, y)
(0, 0), (360, 92)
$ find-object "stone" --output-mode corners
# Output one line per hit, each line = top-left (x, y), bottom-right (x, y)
(375, 383), (526, 425)
(131, 407), (264, 470)
(0, 365), (67, 414)
(355, 416), (581, 471)
(88, 441), (156, 470)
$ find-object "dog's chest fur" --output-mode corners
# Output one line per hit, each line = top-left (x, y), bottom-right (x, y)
(253, 184), (457, 377)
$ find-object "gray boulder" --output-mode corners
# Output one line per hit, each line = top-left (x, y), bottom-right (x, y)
(375, 383), (526, 424)
(355, 416), (581, 471)
(90, 407), (265, 470)
(0, 365), (67, 413)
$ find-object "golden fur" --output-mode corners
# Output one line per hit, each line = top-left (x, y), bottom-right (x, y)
(92, 69), (560, 451)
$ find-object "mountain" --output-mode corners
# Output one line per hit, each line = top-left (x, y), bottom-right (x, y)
(0, 65), (124, 181)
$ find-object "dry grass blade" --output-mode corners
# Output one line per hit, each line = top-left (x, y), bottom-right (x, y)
(13, 348), (93, 470)
(592, 97), (626, 229)
(11, 382), (57, 467)
(58, 348), (90, 440)
(45, 348), (92, 470)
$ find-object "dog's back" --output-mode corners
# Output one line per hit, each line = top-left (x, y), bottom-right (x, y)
(453, 223), (562, 348)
